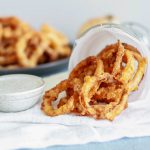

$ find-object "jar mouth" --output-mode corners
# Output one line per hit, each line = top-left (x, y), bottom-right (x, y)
(123, 22), (150, 48)
(78, 23), (130, 39)
(71, 24), (148, 65)
(78, 23), (150, 49)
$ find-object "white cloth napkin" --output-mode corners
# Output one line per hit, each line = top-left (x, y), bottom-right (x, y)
(1, 26), (150, 150)
(1, 72), (150, 150)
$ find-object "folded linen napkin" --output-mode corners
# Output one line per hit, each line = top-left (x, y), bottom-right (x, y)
(0, 72), (150, 149)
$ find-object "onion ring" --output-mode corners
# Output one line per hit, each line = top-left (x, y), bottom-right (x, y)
(41, 80), (75, 116)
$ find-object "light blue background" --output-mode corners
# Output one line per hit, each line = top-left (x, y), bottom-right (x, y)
(20, 137), (150, 150)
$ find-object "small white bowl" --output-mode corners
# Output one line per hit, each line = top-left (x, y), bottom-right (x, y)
(0, 74), (45, 112)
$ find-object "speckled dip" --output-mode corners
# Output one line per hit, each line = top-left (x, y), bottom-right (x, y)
(0, 74), (45, 112)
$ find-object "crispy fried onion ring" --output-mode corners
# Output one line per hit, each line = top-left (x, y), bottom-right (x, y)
(41, 80), (75, 116)
(41, 40), (147, 120)
(16, 32), (48, 67)
(79, 76), (128, 120)
(67, 56), (104, 97)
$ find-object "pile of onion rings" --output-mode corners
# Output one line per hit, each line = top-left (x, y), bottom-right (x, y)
(41, 40), (147, 120)
(0, 17), (71, 68)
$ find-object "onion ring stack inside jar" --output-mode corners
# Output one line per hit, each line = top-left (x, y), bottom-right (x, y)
(41, 40), (147, 121)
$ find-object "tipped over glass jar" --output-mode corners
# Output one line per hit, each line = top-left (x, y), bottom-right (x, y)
(69, 23), (150, 103)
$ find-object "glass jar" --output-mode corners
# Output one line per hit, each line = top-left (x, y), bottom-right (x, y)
(78, 22), (150, 48)
(69, 23), (150, 102)
(70, 23), (149, 69)
(122, 22), (150, 48)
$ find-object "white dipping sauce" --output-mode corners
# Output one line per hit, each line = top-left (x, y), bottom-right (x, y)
(0, 74), (44, 94)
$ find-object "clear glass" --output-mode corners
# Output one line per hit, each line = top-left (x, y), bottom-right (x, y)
(123, 22), (150, 48)
(79, 23), (150, 49)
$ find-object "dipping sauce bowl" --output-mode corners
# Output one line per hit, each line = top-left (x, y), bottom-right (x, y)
(0, 74), (45, 112)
